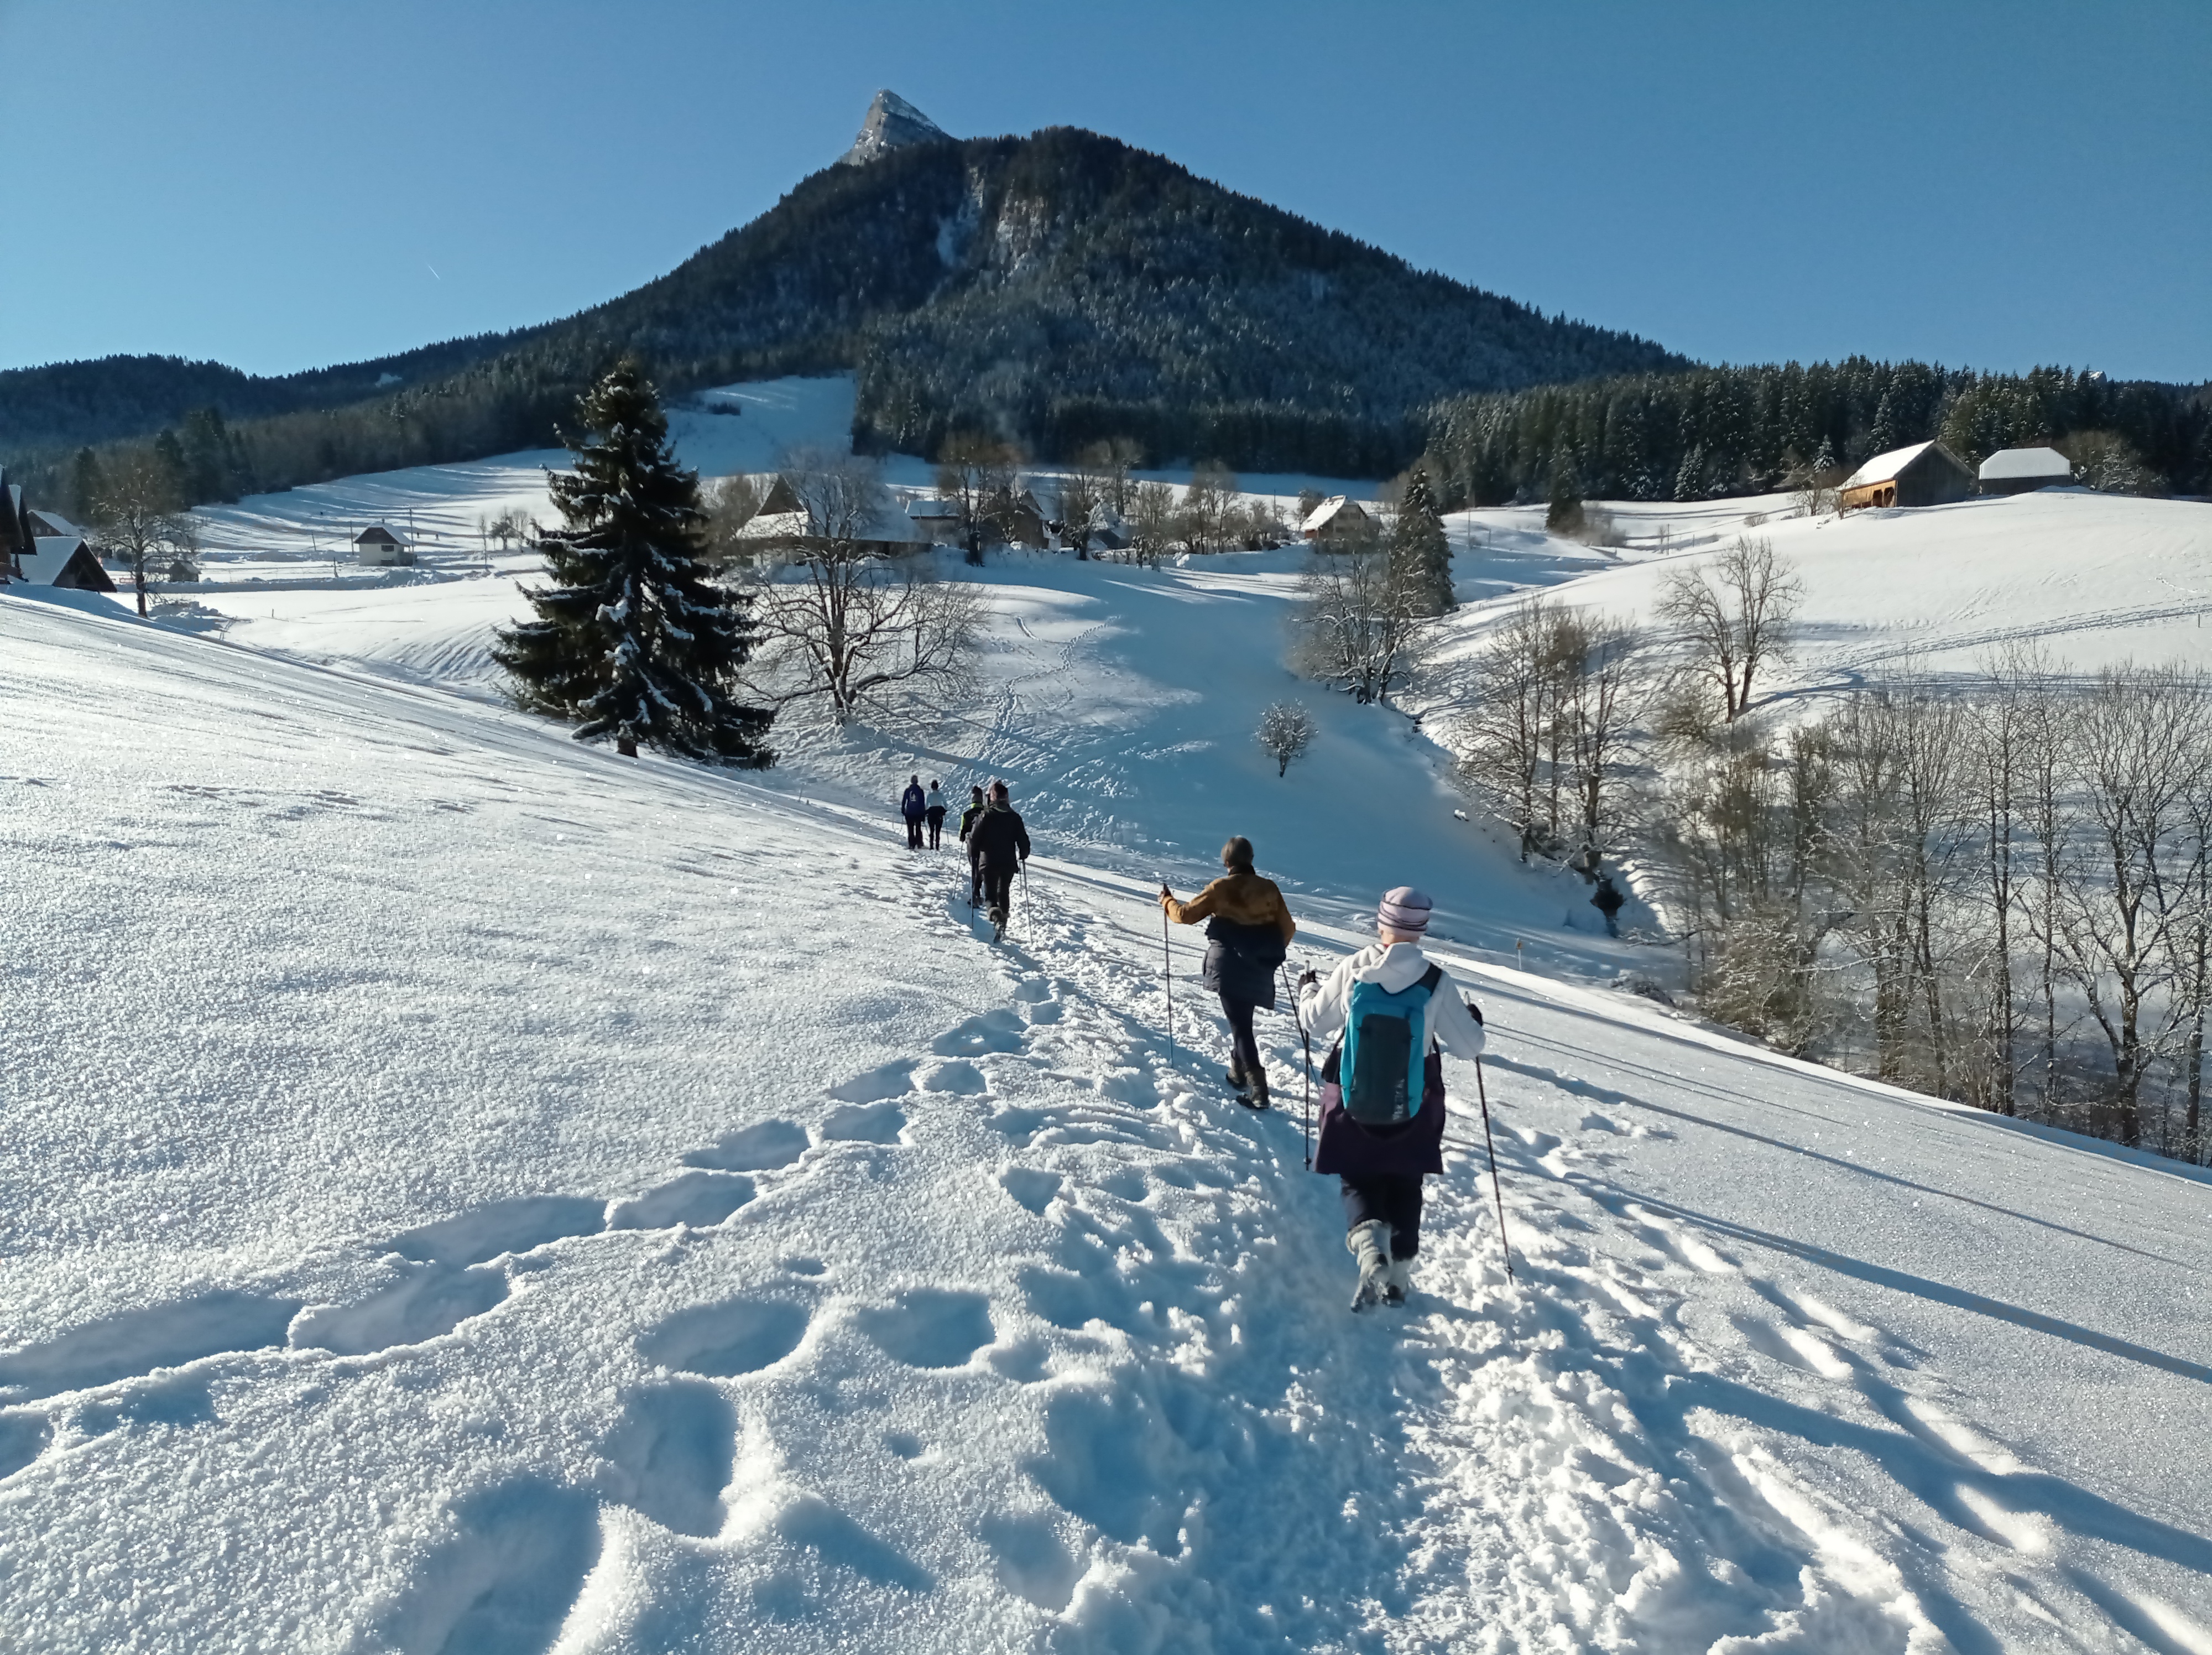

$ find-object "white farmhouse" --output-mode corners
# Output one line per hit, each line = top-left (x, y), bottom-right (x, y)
(1300, 496), (1371, 544)
(353, 525), (414, 567)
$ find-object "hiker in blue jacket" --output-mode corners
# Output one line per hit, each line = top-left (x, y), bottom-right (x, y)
(899, 774), (927, 849)
(1297, 886), (1486, 1309)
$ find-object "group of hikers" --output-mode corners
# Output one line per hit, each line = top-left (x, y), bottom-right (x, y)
(1162, 841), (1489, 1309)
(895, 777), (1498, 1310)
(900, 774), (1031, 938)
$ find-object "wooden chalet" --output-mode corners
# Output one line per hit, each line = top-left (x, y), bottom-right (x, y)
(1838, 441), (1974, 511)
(1978, 446), (2073, 496)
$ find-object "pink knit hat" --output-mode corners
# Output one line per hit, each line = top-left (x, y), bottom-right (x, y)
(1378, 886), (1433, 935)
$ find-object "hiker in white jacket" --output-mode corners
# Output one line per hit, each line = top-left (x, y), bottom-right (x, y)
(1297, 886), (1486, 1308)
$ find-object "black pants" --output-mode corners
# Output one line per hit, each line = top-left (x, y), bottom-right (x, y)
(905, 816), (925, 849)
(983, 860), (1018, 913)
(1340, 1174), (1425, 1258)
(968, 852), (983, 904)
(926, 808), (946, 848)
(1220, 993), (1262, 1081)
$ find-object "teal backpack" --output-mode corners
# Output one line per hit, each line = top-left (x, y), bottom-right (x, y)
(1340, 965), (1444, 1125)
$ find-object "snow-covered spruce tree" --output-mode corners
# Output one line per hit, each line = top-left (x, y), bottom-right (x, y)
(1392, 462), (1454, 614)
(494, 361), (774, 765)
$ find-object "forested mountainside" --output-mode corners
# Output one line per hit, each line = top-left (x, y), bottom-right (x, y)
(2, 125), (1684, 504)
(1427, 360), (2212, 506)
(0, 331), (548, 458)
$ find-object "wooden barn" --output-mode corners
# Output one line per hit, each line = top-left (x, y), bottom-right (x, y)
(1978, 446), (2073, 496)
(1838, 441), (1974, 511)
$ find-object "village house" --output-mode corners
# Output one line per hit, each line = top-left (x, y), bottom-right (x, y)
(9, 504), (117, 591)
(906, 497), (962, 545)
(353, 525), (415, 567)
(1838, 440), (1975, 511)
(1300, 495), (1373, 544)
(1978, 445), (2073, 496)
(712, 474), (933, 563)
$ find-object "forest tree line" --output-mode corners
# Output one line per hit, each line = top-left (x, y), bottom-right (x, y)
(1427, 360), (2211, 507)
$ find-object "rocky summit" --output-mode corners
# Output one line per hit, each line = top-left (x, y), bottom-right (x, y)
(838, 89), (948, 166)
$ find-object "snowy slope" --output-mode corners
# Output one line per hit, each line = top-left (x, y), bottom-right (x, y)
(182, 375), (1384, 577)
(4, 585), (2210, 1653)
(1446, 491), (2212, 687)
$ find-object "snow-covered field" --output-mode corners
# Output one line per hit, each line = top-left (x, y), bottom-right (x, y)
(180, 374), (1385, 581)
(1448, 490), (2212, 688)
(8, 452), (2212, 1649)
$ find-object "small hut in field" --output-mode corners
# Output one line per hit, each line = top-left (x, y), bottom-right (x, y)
(1978, 446), (2072, 496)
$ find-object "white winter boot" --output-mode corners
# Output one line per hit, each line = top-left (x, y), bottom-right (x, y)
(1347, 1220), (1392, 1311)
(1384, 1256), (1412, 1307)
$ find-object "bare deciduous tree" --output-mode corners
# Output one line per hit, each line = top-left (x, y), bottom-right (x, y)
(738, 451), (979, 726)
(935, 433), (1021, 564)
(1658, 535), (1802, 722)
(1290, 537), (1430, 706)
(1457, 600), (1645, 862)
(91, 449), (197, 616)
(1256, 701), (1316, 777)
(1179, 461), (1239, 555)
(1128, 480), (1178, 568)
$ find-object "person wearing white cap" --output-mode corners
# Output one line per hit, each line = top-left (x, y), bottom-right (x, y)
(1296, 886), (1486, 1309)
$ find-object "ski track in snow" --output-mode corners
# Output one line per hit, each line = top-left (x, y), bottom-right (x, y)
(5, 573), (2212, 1651)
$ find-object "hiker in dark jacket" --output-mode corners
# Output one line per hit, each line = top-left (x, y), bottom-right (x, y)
(1297, 886), (1486, 1308)
(925, 780), (948, 849)
(1161, 837), (1296, 1109)
(969, 782), (1031, 927)
(900, 774), (927, 849)
(1592, 876), (1625, 937)
(957, 785), (988, 904)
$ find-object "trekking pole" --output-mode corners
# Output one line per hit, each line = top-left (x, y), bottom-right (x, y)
(1473, 1056), (1516, 1286)
(1282, 963), (1313, 1169)
(1156, 876), (1175, 1061)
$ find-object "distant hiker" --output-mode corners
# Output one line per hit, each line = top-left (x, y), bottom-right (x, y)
(969, 780), (1031, 935)
(1160, 837), (1295, 1109)
(958, 785), (988, 904)
(1297, 886), (1486, 1310)
(925, 779), (948, 849)
(900, 774), (926, 850)
(1592, 876), (1625, 938)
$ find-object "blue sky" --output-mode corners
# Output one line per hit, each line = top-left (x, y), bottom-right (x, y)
(5, 0), (2207, 382)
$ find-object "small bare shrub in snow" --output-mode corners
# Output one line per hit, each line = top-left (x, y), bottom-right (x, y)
(1256, 701), (1316, 777)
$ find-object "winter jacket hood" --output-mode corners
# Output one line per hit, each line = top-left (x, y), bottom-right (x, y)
(1299, 942), (1485, 1064)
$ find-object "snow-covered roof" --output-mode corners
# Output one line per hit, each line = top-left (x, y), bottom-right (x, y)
(1979, 445), (2072, 482)
(1840, 441), (1937, 490)
(17, 535), (95, 585)
(353, 525), (403, 545)
(24, 508), (80, 539)
(907, 497), (959, 520)
(1301, 496), (1368, 534)
(734, 509), (811, 542)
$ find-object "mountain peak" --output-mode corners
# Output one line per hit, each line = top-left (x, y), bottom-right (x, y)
(838, 90), (947, 166)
